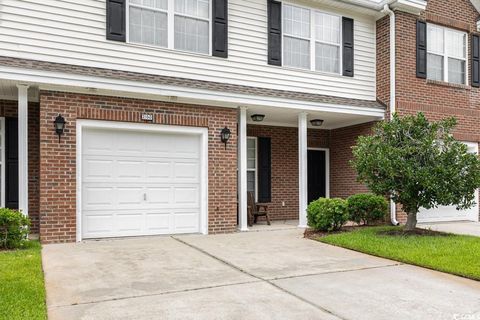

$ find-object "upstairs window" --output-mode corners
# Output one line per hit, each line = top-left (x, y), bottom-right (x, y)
(427, 24), (467, 85)
(128, 0), (210, 54)
(283, 4), (341, 74)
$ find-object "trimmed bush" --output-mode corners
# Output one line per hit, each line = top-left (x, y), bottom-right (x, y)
(347, 193), (388, 225)
(0, 208), (30, 249)
(307, 198), (349, 232)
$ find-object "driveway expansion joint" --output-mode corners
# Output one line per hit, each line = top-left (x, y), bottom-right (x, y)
(47, 279), (262, 309)
(172, 236), (349, 320)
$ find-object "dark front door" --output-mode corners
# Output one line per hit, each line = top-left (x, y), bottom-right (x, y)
(5, 118), (18, 209)
(308, 150), (326, 204)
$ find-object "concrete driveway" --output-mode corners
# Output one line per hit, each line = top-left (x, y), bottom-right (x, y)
(418, 221), (480, 237)
(43, 229), (480, 320)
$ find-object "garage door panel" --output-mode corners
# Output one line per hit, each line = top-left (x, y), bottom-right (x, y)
(174, 211), (200, 232)
(145, 161), (172, 181)
(117, 187), (144, 207)
(174, 187), (200, 205)
(146, 187), (171, 205)
(81, 126), (204, 239)
(145, 212), (171, 231)
(83, 187), (115, 209)
(116, 213), (144, 232)
(116, 160), (145, 180)
(82, 159), (114, 180)
(83, 213), (115, 235)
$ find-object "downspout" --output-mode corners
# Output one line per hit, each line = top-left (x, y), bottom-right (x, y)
(382, 4), (400, 225)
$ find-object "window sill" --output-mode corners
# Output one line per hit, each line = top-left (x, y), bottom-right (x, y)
(426, 79), (471, 90)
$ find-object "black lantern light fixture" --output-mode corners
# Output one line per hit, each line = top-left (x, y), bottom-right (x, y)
(54, 114), (66, 143)
(220, 127), (231, 150)
(251, 114), (265, 122)
(310, 119), (324, 127)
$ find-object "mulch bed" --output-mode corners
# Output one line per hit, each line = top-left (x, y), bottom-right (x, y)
(304, 224), (452, 239)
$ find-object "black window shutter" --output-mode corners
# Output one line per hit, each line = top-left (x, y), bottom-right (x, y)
(5, 118), (19, 210)
(416, 20), (427, 79)
(472, 34), (480, 87)
(342, 17), (354, 77)
(257, 137), (272, 203)
(212, 0), (228, 57)
(106, 0), (126, 42)
(267, 0), (282, 66)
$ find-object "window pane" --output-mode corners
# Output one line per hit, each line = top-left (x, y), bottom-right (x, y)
(427, 53), (444, 81)
(427, 25), (444, 54)
(131, 0), (167, 10)
(315, 42), (339, 73)
(247, 171), (255, 195)
(448, 58), (465, 84)
(315, 12), (340, 44)
(174, 16), (209, 53)
(284, 36), (310, 69)
(283, 5), (310, 38)
(175, 0), (209, 19)
(446, 30), (466, 59)
(129, 7), (168, 47)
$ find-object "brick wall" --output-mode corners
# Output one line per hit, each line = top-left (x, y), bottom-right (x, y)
(0, 100), (40, 233)
(39, 91), (237, 243)
(379, 0), (480, 221)
(246, 125), (330, 220)
(330, 122), (376, 199)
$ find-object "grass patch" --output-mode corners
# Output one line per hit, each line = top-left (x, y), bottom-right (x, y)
(317, 226), (480, 281)
(0, 241), (47, 320)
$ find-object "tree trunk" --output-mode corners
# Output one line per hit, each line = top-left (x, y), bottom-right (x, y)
(405, 212), (418, 231)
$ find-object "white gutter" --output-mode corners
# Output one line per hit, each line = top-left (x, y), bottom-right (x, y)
(336, 0), (425, 12)
(382, 4), (400, 226)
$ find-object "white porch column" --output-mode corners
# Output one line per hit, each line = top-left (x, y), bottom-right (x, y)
(237, 106), (248, 231)
(17, 84), (29, 217)
(298, 112), (308, 228)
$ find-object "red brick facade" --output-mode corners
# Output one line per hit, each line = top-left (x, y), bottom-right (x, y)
(0, 100), (40, 233)
(377, 0), (480, 222)
(38, 91), (237, 243)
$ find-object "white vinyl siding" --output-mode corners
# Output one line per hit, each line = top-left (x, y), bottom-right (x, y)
(282, 3), (341, 74)
(0, 0), (377, 101)
(427, 24), (467, 85)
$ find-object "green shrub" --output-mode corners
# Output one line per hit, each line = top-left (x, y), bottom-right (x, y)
(0, 208), (30, 249)
(307, 198), (349, 232)
(347, 193), (388, 225)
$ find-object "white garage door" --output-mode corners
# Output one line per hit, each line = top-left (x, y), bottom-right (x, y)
(418, 142), (479, 223)
(81, 126), (204, 239)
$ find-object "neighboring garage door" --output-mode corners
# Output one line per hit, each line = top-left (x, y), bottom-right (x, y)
(81, 125), (204, 239)
(418, 142), (479, 223)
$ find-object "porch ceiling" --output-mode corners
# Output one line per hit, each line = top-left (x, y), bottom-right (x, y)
(0, 80), (39, 102)
(246, 105), (383, 130)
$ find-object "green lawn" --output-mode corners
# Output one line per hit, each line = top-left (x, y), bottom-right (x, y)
(0, 241), (47, 320)
(318, 226), (480, 281)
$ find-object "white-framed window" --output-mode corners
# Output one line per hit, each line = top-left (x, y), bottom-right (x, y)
(0, 117), (4, 207)
(128, 0), (210, 55)
(247, 137), (257, 200)
(427, 24), (467, 85)
(282, 3), (342, 74)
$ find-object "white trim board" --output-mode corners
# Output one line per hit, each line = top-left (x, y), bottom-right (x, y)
(76, 120), (209, 241)
(0, 66), (386, 120)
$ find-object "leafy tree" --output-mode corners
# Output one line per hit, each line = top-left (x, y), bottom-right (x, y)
(351, 113), (480, 231)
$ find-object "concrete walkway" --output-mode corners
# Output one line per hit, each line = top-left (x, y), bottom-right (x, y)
(418, 221), (480, 237)
(43, 229), (480, 320)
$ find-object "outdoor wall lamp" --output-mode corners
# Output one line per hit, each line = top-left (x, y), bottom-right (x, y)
(251, 114), (265, 122)
(54, 114), (66, 143)
(310, 119), (324, 127)
(220, 127), (231, 150)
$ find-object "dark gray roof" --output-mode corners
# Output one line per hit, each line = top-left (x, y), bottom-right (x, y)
(0, 56), (384, 110)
